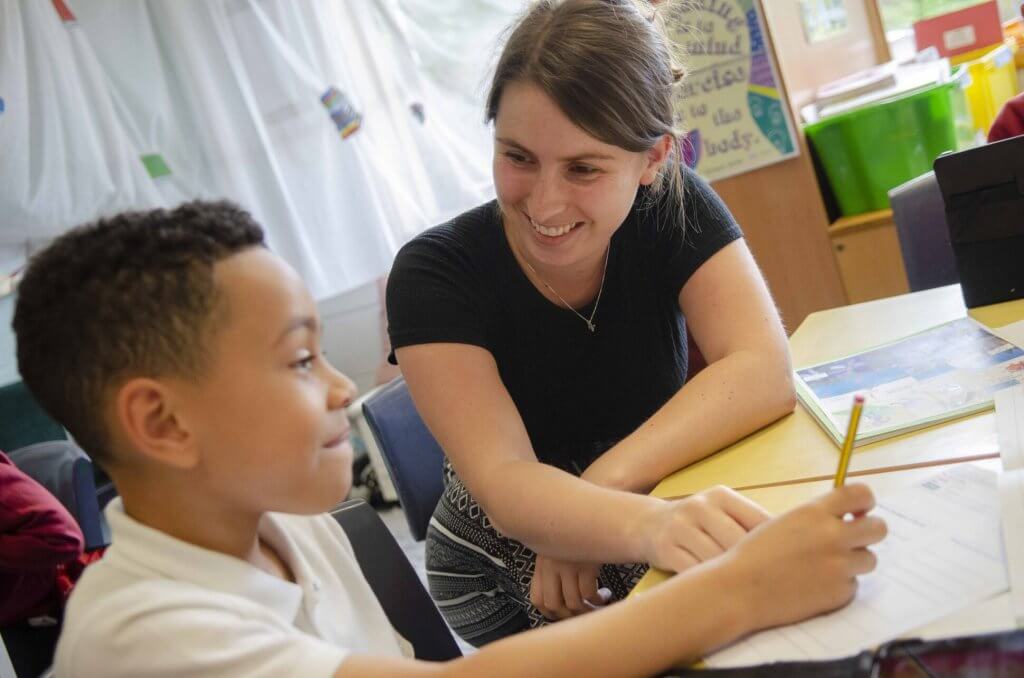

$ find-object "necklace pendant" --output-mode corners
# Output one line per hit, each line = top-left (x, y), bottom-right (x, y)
(587, 321), (596, 332)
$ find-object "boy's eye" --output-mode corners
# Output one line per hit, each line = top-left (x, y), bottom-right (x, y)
(292, 351), (316, 372)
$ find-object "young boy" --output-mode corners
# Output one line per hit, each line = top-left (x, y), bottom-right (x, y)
(13, 201), (885, 677)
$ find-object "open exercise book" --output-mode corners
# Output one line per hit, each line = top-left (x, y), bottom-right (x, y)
(705, 463), (1009, 668)
(795, 317), (1024, 447)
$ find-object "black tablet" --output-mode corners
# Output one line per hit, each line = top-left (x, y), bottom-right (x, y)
(934, 135), (1024, 309)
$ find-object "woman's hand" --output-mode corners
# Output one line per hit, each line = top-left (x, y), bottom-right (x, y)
(529, 555), (611, 620)
(640, 486), (772, 572)
(725, 483), (887, 631)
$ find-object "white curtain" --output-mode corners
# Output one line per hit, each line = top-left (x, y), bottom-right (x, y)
(395, 0), (521, 129)
(0, 1), (166, 243)
(0, 0), (516, 299)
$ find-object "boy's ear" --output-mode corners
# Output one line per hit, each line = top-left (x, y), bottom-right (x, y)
(640, 134), (674, 186)
(115, 378), (199, 470)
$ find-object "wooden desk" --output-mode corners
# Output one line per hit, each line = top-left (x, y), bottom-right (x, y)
(651, 285), (1024, 500)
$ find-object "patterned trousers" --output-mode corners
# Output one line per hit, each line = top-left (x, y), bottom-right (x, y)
(425, 459), (649, 647)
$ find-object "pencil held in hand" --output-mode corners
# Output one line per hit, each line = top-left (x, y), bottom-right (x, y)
(834, 394), (865, 488)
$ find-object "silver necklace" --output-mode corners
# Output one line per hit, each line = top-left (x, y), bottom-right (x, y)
(523, 246), (610, 333)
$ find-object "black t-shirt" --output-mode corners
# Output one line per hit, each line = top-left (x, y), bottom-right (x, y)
(386, 169), (742, 473)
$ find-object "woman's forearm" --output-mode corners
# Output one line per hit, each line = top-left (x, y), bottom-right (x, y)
(477, 457), (666, 563)
(484, 348), (794, 559)
(397, 343), (670, 562)
(395, 342), (787, 564)
(584, 348), (796, 493)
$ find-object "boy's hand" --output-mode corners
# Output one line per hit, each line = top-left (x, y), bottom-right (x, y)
(529, 555), (611, 620)
(726, 483), (887, 634)
(641, 486), (772, 573)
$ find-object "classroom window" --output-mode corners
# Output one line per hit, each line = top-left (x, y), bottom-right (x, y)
(877, 0), (1020, 32)
(876, 0), (1021, 61)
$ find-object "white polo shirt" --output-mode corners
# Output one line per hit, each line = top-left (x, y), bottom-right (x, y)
(54, 499), (409, 677)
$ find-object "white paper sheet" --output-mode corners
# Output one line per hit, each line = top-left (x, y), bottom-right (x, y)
(997, 385), (1024, 473)
(999, 470), (1024, 627)
(996, 384), (1024, 626)
(706, 464), (1008, 667)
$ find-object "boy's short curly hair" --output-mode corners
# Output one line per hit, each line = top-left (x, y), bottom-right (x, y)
(12, 200), (266, 467)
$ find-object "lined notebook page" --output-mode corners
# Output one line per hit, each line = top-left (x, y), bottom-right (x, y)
(706, 464), (1008, 668)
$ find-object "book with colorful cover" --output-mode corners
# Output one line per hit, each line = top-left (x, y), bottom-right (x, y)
(795, 317), (1024, 447)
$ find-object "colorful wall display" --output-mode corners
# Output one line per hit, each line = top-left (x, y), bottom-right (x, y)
(667, 0), (799, 182)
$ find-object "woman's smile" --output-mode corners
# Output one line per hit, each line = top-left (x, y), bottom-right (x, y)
(520, 207), (585, 244)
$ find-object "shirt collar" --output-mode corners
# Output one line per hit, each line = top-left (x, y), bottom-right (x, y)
(103, 498), (307, 623)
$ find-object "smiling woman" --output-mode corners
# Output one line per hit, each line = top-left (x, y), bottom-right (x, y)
(385, 0), (796, 647)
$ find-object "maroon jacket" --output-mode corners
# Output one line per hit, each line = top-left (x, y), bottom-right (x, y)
(988, 92), (1024, 143)
(0, 450), (84, 625)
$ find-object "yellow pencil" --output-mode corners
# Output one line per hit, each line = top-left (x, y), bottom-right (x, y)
(834, 394), (865, 487)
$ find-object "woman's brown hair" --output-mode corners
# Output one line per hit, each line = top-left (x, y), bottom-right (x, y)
(486, 0), (687, 219)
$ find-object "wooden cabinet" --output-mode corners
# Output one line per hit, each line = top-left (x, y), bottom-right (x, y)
(753, 1), (898, 315)
(828, 209), (910, 304)
(713, 146), (847, 332)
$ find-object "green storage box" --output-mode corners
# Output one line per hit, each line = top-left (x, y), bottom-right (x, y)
(804, 69), (969, 217)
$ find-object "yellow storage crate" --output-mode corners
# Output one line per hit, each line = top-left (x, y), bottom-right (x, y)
(959, 44), (1019, 135)
(1005, 19), (1024, 68)
(1005, 19), (1024, 86)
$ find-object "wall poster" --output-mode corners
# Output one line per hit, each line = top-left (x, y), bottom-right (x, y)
(666, 0), (800, 182)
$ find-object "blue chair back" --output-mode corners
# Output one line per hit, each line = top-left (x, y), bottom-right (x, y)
(361, 377), (444, 542)
(331, 499), (460, 660)
(8, 441), (110, 551)
(888, 171), (960, 292)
